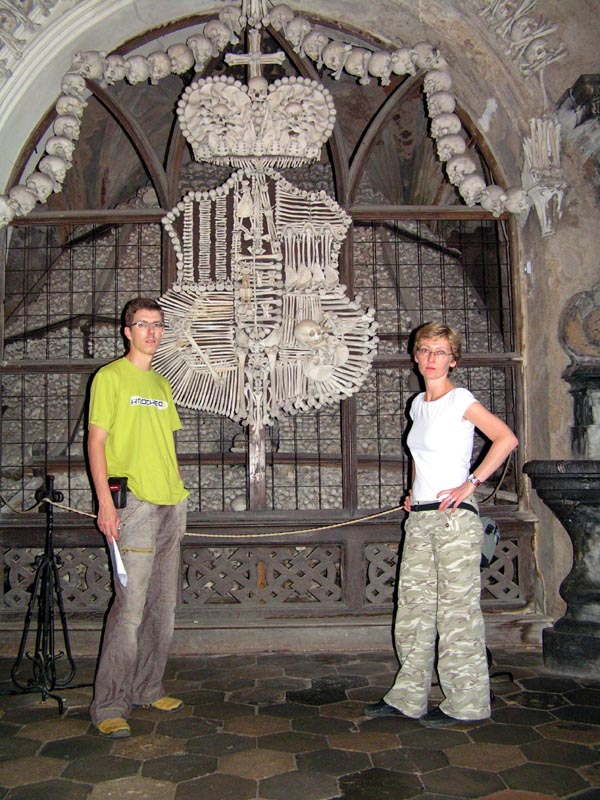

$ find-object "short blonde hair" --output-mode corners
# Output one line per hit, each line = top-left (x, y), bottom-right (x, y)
(413, 322), (462, 363)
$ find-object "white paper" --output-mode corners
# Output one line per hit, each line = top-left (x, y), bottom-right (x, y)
(110, 539), (128, 586)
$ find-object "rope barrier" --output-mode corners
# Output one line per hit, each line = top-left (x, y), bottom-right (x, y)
(2, 493), (403, 538)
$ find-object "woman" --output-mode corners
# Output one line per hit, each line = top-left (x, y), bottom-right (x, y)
(365, 322), (518, 727)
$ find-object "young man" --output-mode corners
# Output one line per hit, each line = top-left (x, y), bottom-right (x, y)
(88, 297), (188, 738)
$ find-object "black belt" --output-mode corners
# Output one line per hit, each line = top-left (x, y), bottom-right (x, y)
(411, 502), (477, 514)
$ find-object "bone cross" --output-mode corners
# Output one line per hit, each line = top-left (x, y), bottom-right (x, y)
(225, 27), (285, 78)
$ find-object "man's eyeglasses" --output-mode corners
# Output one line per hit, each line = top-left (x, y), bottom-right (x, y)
(416, 347), (453, 359)
(129, 321), (165, 330)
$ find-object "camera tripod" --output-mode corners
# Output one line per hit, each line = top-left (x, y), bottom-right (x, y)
(7, 475), (80, 715)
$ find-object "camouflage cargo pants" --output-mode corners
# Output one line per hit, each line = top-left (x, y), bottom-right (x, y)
(384, 507), (490, 720)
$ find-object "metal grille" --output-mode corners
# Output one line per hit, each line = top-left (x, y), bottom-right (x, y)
(0, 215), (517, 516)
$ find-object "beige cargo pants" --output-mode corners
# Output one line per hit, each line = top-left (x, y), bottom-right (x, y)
(384, 507), (490, 720)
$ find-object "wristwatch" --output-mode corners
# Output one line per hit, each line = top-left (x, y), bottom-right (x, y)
(467, 473), (482, 487)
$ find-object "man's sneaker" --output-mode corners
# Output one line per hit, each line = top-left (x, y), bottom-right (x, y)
(420, 706), (488, 728)
(146, 696), (183, 712)
(363, 699), (414, 718)
(97, 717), (131, 738)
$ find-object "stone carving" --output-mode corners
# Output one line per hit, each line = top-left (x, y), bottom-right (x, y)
(560, 282), (600, 362)
(522, 115), (566, 236)
(0, 6), (26, 59)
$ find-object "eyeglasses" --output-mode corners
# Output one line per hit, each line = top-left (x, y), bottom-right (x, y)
(416, 347), (453, 359)
(129, 321), (165, 330)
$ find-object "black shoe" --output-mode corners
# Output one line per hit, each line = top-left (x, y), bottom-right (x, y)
(363, 699), (412, 718)
(420, 707), (488, 728)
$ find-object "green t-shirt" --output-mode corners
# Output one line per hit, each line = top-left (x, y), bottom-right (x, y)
(89, 357), (188, 506)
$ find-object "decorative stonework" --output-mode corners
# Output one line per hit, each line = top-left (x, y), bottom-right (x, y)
(0, 0), (65, 86)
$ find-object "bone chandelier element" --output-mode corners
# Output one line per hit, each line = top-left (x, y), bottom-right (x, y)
(154, 26), (378, 433)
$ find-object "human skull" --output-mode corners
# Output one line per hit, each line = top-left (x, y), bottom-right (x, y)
(26, 171), (54, 202)
(427, 90), (456, 117)
(322, 40), (352, 79)
(295, 319), (325, 348)
(390, 47), (416, 76)
(204, 19), (233, 55)
(167, 43), (194, 74)
(510, 16), (538, 44)
(187, 33), (214, 71)
(125, 55), (150, 84)
(285, 16), (312, 52)
(55, 94), (85, 118)
(53, 114), (81, 140)
(523, 37), (550, 69)
(412, 42), (448, 71)
(103, 54), (126, 85)
(69, 50), (105, 80)
(46, 135), (75, 162)
(367, 50), (392, 85)
(436, 134), (466, 161)
(147, 50), (172, 84)
(247, 76), (268, 102)
(61, 72), (87, 99)
(430, 112), (462, 139)
(8, 184), (37, 215)
(446, 155), (477, 185)
(267, 3), (294, 32)
(0, 195), (15, 226)
(504, 187), (530, 215)
(301, 29), (329, 68)
(459, 174), (486, 206)
(479, 184), (508, 217)
(423, 68), (452, 95)
(344, 47), (372, 85)
(39, 154), (68, 190)
(219, 6), (244, 37)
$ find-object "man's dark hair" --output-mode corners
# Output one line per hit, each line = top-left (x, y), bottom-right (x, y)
(122, 297), (164, 329)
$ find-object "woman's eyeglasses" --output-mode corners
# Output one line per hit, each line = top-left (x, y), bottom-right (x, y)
(416, 347), (453, 359)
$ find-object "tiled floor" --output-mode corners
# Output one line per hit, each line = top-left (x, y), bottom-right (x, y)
(0, 649), (599, 799)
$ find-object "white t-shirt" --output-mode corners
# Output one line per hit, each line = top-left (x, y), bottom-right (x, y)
(407, 387), (477, 502)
